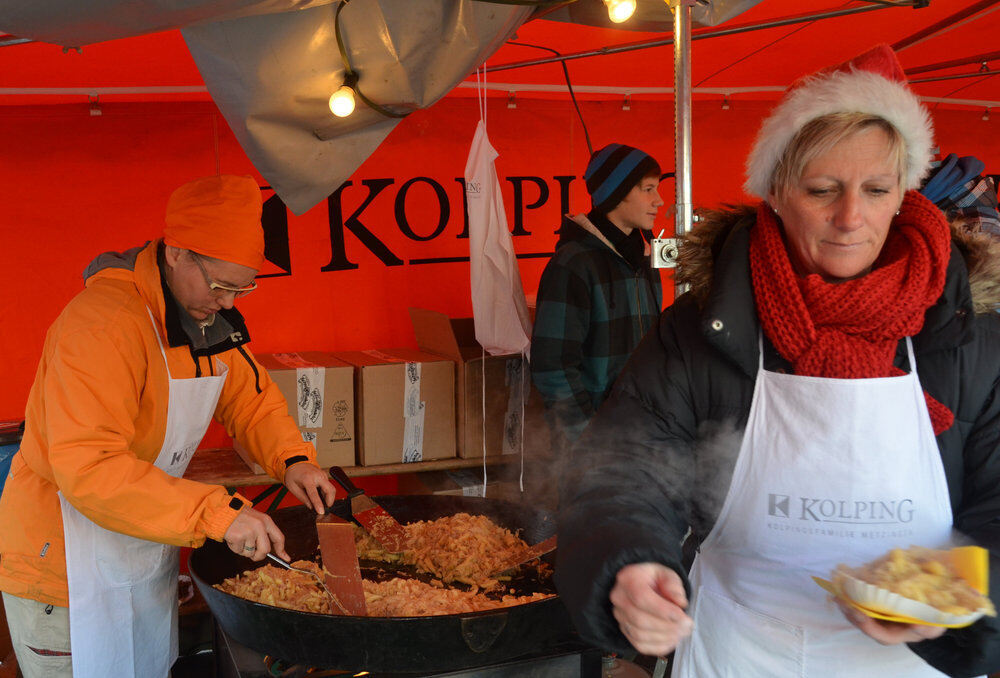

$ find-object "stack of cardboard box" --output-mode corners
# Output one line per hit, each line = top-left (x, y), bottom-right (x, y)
(234, 309), (554, 476)
(334, 349), (456, 466)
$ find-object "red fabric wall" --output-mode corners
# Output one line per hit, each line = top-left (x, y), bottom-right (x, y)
(1, 96), (997, 419)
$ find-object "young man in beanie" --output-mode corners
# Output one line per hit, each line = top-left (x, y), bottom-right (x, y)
(0, 175), (336, 678)
(531, 144), (664, 465)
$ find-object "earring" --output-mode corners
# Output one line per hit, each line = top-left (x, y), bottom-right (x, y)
(895, 209), (900, 216)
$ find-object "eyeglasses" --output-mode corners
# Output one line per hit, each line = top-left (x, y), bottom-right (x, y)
(190, 252), (258, 298)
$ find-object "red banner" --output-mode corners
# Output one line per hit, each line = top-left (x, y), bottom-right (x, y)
(1, 96), (996, 419)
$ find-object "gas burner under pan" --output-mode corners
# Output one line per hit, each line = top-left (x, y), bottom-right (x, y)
(213, 622), (602, 678)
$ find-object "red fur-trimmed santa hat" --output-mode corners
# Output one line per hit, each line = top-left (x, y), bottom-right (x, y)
(744, 44), (934, 199)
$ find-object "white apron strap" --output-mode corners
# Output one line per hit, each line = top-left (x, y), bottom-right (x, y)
(145, 306), (173, 379)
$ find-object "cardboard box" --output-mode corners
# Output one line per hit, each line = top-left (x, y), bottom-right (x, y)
(335, 349), (456, 466)
(409, 308), (531, 459)
(235, 352), (356, 473)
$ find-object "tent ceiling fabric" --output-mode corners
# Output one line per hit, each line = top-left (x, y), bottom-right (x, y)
(542, 0), (763, 31)
(182, 0), (530, 214)
(0, 1), (340, 45)
(485, 1), (1000, 105)
(2, 1), (999, 212)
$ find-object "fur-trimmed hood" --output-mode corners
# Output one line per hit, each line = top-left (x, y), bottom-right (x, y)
(677, 205), (1000, 314)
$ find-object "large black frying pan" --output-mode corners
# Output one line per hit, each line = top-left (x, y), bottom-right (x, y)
(189, 494), (581, 673)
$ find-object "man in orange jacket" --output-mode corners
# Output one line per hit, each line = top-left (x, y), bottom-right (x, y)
(0, 175), (336, 678)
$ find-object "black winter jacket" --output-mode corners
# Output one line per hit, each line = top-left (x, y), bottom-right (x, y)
(555, 205), (1000, 677)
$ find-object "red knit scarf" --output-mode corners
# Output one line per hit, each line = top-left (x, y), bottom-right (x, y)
(749, 190), (955, 434)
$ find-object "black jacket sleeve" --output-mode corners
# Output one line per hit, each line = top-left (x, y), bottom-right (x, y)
(554, 304), (699, 654)
(910, 314), (1000, 677)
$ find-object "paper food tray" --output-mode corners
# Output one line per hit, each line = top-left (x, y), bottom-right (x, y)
(812, 545), (993, 629)
(838, 573), (987, 627)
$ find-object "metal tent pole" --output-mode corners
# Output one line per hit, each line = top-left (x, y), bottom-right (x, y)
(670, 0), (695, 298)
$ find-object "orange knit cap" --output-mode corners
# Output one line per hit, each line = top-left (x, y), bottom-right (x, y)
(163, 175), (265, 270)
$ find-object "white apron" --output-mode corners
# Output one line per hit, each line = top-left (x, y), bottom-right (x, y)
(672, 337), (958, 678)
(59, 307), (227, 678)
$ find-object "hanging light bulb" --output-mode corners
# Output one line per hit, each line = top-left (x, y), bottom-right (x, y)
(983, 108), (991, 122)
(604, 0), (636, 23)
(329, 72), (359, 118)
(329, 85), (356, 117)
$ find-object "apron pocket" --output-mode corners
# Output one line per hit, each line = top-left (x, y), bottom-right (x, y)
(96, 539), (168, 587)
(688, 588), (805, 678)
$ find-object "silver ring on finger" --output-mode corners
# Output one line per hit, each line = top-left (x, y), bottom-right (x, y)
(244, 545), (255, 552)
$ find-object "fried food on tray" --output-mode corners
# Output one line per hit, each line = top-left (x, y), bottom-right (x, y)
(215, 560), (552, 616)
(353, 512), (533, 589)
(833, 546), (996, 617)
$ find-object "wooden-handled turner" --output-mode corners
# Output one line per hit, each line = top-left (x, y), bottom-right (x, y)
(315, 514), (367, 615)
(329, 466), (408, 553)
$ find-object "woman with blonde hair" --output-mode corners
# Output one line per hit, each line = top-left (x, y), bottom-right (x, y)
(555, 45), (1000, 677)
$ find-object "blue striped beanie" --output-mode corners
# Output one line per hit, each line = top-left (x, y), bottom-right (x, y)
(584, 143), (660, 213)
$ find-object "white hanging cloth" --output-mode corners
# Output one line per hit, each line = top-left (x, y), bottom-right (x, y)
(465, 67), (531, 494)
(464, 67), (531, 359)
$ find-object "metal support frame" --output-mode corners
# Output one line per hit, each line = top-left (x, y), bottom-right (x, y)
(671, 1), (694, 235)
(0, 35), (32, 47)
(892, 0), (999, 52)
(485, 2), (922, 74)
(910, 69), (1000, 85)
(905, 50), (1000, 76)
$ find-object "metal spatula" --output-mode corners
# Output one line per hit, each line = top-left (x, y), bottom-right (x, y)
(488, 535), (558, 577)
(328, 466), (408, 552)
(265, 553), (350, 615)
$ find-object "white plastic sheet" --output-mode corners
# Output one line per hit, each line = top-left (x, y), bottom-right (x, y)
(0, 0), (337, 45)
(184, 0), (530, 214)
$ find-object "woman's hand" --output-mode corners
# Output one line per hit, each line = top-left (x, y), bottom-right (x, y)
(223, 507), (288, 562)
(283, 463), (337, 514)
(836, 599), (946, 644)
(609, 562), (694, 656)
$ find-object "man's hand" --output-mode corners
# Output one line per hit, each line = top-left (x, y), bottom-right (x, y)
(283, 463), (337, 515)
(836, 599), (946, 645)
(223, 507), (288, 561)
(609, 562), (693, 656)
